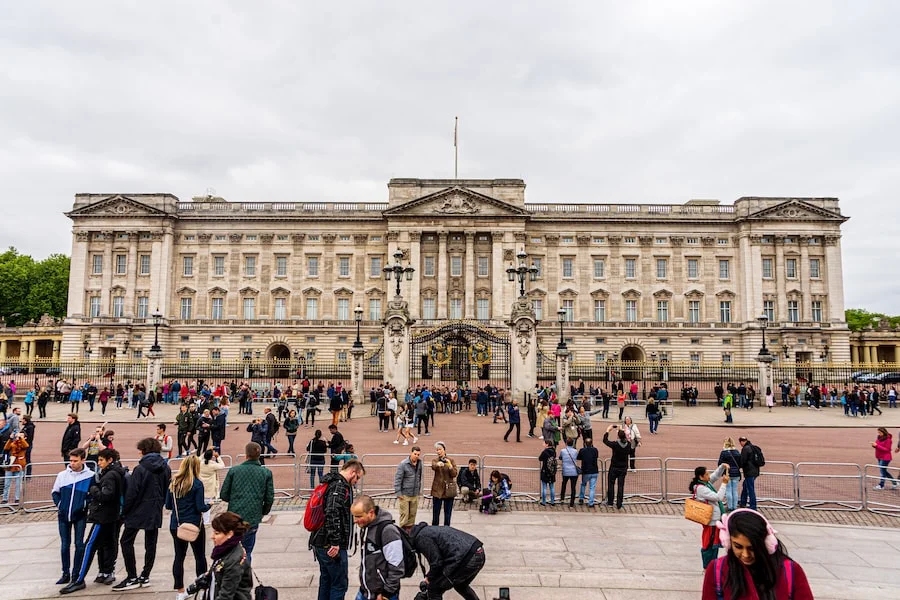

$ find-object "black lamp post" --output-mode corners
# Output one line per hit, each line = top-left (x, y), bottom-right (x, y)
(506, 250), (539, 298)
(383, 249), (415, 298)
(353, 304), (364, 349)
(556, 307), (567, 352)
(756, 313), (769, 357)
(150, 308), (163, 353)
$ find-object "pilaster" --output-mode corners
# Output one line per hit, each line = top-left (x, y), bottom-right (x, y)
(464, 231), (475, 319)
(508, 297), (537, 400)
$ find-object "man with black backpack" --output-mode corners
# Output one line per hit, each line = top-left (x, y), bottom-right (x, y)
(738, 436), (764, 510)
(351, 494), (407, 600)
(409, 522), (484, 600)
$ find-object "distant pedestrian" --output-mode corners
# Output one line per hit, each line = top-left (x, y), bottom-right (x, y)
(872, 427), (899, 490)
(60, 413), (81, 462)
(430, 442), (458, 526)
(503, 400), (521, 442)
(538, 439), (557, 506)
(306, 430), (328, 489)
(737, 436), (762, 510)
(577, 437), (600, 507)
(718, 438), (742, 511)
(603, 424), (630, 509)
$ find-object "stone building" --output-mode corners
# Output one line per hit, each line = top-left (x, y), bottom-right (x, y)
(61, 178), (850, 390)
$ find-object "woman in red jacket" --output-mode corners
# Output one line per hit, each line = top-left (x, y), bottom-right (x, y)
(872, 427), (898, 490)
(702, 509), (813, 600)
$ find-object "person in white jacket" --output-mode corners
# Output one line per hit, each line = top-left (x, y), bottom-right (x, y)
(689, 463), (729, 569)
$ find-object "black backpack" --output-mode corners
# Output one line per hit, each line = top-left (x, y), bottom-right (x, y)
(373, 521), (423, 579)
(751, 444), (766, 467)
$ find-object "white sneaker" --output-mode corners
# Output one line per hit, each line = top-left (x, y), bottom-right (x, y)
(393, 440), (399, 444)
(874, 485), (884, 490)
(403, 441), (409, 446)
(413, 437), (419, 443)
(176, 592), (190, 600)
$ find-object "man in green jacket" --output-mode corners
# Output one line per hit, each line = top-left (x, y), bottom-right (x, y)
(220, 442), (275, 562)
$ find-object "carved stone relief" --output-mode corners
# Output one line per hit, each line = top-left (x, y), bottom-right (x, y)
(515, 320), (533, 360)
(435, 193), (479, 214)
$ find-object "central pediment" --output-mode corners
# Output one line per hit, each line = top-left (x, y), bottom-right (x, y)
(66, 194), (170, 218)
(382, 186), (530, 218)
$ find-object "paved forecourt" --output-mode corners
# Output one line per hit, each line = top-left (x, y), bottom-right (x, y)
(3, 505), (900, 600)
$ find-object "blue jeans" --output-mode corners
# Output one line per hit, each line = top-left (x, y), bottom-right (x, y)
(725, 478), (740, 511)
(314, 546), (348, 600)
(2, 470), (22, 502)
(740, 476), (757, 509)
(58, 517), (87, 577)
(648, 414), (660, 433)
(579, 473), (598, 506)
(240, 525), (259, 563)
(309, 465), (325, 489)
(878, 459), (897, 487)
(355, 592), (397, 600)
(541, 480), (556, 505)
(432, 497), (454, 526)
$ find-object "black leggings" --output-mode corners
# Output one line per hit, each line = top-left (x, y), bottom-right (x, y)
(560, 475), (578, 505)
(170, 526), (207, 590)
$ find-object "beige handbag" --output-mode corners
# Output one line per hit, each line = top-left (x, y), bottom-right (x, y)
(174, 496), (201, 542)
(684, 495), (713, 525)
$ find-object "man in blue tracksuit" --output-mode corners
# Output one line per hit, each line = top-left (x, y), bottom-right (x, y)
(52, 448), (95, 585)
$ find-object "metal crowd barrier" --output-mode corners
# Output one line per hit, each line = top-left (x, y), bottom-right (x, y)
(755, 461), (797, 509)
(864, 463), (900, 516)
(296, 453), (329, 499)
(481, 455), (541, 501)
(358, 453), (440, 499)
(237, 453), (299, 499)
(664, 457), (711, 504)
(796, 462), (864, 511)
(605, 456), (664, 504)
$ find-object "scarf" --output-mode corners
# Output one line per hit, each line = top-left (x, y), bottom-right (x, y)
(211, 533), (244, 560)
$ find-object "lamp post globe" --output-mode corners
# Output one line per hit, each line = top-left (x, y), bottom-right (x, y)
(353, 304), (364, 349)
(556, 307), (567, 351)
(150, 308), (163, 353)
(756, 313), (769, 356)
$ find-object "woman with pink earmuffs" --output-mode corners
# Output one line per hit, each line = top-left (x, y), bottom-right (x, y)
(701, 508), (814, 600)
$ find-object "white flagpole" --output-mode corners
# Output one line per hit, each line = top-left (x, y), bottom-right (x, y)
(454, 116), (458, 179)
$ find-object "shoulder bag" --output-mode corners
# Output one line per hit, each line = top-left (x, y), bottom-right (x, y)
(173, 493), (201, 542)
(684, 490), (714, 525)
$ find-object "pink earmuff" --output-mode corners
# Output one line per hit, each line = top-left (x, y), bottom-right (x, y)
(716, 508), (779, 555)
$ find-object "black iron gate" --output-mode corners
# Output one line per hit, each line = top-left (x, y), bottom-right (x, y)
(409, 322), (510, 390)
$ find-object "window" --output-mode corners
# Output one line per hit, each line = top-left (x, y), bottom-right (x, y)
(562, 299), (574, 322)
(277, 235), (288, 241)
(532, 258), (542, 278)
(339, 235), (350, 241)
(449, 298), (462, 319)
(370, 235), (382, 242)
(533, 299), (543, 320)
(243, 335), (253, 343)
(242, 297), (255, 319)
(562, 258), (574, 278)
(92, 254), (103, 275)
(211, 350), (221, 361)
(656, 258), (667, 279)
(595, 352), (606, 367)
(423, 256), (435, 277)
(338, 257), (350, 277)
(593, 259), (605, 278)
(244, 255), (256, 276)
(370, 336), (380, 345)
(722, 338), (732, 345)
(594, 300), (606, 322)
(369, 299), (381, 321)
(722, 353), (732, 364)
(531, 237), (542, 243)
(211, 255), (224, 276)
(115, 254), (126, 275)
(811, 301), (823, 322)
(211, 335), (220, 342)
(422, 298), (436, 319)
(625, 258), (636, 278)
(655, 238), (666, 245)
(182, 256), (193, 276)
(139, 254), (150, 275)
(308, 235), (319, 241)
(184, 235), (195, 241)
(763, 300), (775, 322)
(624, 237), (636, 244)
(786, 258), (797, 278)
(687, 259), (699, 279)
(691, 338), (700, 345)
(215, 235), (226, 241)
(337, 298), (350, 320)
(450, 256), (462, 277)
(595, 338), (606, 344)
(307, 256), (319, 277)
(476, 298), (490, 320)
(477, 256), (489, 277)
(656, 300), (669, 322)
(686, 237), (698, 245)
(762, 258), (773, 279)
(180, 297), (192, 319)
(276, 256), (288, 277)
(306, 297), (318, 319)
(717, 238), (728, 246)
(112, 296), (124, 318)
(787, 300), (799, 322)
(718, 259), (730, 279)
(180, 350), (190, 360)
(370, 256), (382, 278)
(688, 300), (700, 323)
(593, 237), (605, 244)
(133, 350), (143, 360)
(625, 300), (637, 322)
(719, 301), (732, 323)
(274, 297), (286, 320)
(245, 235), (257, 241)
(690, 352), (701, 364)
(180, 336), (190, 342)
(211, 297), (224, 320)
(809, 258), (820, 278)
(659, 338), (669, 345)
(137, 296), (149, 319)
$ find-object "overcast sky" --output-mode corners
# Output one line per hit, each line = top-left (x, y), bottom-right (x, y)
(2, 1), (898, 312)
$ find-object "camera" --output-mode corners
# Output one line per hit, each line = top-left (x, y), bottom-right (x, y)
(186, 573), (211, 595)
(413, 580), (429, 600)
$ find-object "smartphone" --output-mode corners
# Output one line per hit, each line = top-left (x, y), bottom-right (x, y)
(612, 425), (618, 428)
(499, 588), (510, 599)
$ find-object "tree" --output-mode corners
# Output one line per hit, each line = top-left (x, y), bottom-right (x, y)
(0, 248), (70, 326)
(845, 308), (900, 331)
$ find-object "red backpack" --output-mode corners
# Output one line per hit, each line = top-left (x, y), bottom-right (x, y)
(304, 481), (332, 532)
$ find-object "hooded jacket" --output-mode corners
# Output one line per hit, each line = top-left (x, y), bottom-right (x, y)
(87, 461), (126, 524)
(603, 432), (631, 470)
(60, 421), (81, 457)
(875, 434), (893, 462)
(740, 442), (761, 478)
(123, 452), (171, 529)
(52, 464), (95, 523)
(410, 523), (482, 583)
(358, 507), (404, 600)
(308, 471), (354, 549)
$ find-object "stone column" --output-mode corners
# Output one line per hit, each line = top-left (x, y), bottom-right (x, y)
(146, 349), (163, 394)
(895, 344), (900, 364)
(800, 241), (811, 321)
(464, 231), (475, 319)
(850, 344), (859, 365)
(52, 340), (61, 362)
(409, 231), (422, 320)
(437, 232), (448, 319)
(508, 297), (537, 401)
(27, 339), (36, 366)
(68, 232), (90, 317)
(351, 346), (365, 408)
(556, 347), (571, 403)
(125, 232), (138, 316)
(757, 354), (774, 399)
(774, 238), (787, 323)
(383, 298), (413, 399)
(492, 234), (505, 320)
(101, 236), (113, 315)
(0, 340), (7, 361)
(824, 236), (845, 322)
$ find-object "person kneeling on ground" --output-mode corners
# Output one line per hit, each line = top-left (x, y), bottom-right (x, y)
(409, 522), (485, 600)
(480, 470), (511, 514)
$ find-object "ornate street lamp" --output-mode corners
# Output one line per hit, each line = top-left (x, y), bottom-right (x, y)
(556, 307), (567, 352)
(150, 308), (163, 353)
(383, 249), (415, 298)
(506, 250), (539, 298)
(353, 304), (364, 349)
(756, 313), (770, 357)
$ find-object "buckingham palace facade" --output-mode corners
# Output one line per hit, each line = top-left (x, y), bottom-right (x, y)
(61, 178), (850, 371)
